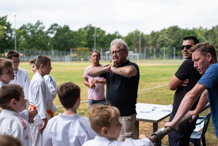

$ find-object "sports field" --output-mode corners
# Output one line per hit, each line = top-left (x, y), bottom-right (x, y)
(20, 61), (216, 145)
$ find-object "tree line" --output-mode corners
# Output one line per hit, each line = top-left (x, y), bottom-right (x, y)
(0, 15), (218, 57)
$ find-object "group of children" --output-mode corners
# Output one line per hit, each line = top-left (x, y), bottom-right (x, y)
(0, 50), (154, 146)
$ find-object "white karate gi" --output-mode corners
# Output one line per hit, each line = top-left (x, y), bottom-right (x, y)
(0, 81), (5, 87)
(0, 81), (29, 121)
(28, 72), (53, 146)
(9, 68), (30, 101)
(43, 114), (97, 146)
(0, 109), (31, 146)
(44, 75), (57, 114)
(82, 136), (154, 146)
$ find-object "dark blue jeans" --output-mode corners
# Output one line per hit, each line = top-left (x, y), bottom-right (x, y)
(168, 113), (197, 146)
(88, 99), (106, 106)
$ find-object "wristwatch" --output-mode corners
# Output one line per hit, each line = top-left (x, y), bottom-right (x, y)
(111, 67), (116, 72)
(99, 80), (102, 83)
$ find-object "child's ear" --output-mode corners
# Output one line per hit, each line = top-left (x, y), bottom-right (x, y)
(77, 97), (81, 103)
(10, 98), (17, 107)
(101, 127), (108, 135)
(40, 64), (44, 69)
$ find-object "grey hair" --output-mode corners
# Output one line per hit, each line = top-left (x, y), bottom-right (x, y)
(110, 39), (128, 51)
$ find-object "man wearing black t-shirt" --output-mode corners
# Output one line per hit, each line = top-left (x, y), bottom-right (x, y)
(168, 36), (201, 146)
(87, 39), (140, 141)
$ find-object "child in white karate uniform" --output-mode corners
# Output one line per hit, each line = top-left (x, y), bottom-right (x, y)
(7, 50), (30, 108)
(28, 55), (54, 146)
(0, 58), (37, 121)
(82, 105), (154, 146)
(0, 84), (31, 146)
(43, 81), (97, 146)
(29, 58), (57, 114)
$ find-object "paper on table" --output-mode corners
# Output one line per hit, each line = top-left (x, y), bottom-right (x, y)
(154, 104), (172, 112)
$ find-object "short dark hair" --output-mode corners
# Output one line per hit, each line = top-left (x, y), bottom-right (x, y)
(57, 82), (80, 109)
(91, 50), (101, 58)
(29, 58), (36, 65)
(7, 50), (19, 59)
(183, 36), (199, 45)
(35, 55), (51, 69)
(0, 58), (13, 75)
(0, 84), (23, 110)
(190, 42), (217, 61)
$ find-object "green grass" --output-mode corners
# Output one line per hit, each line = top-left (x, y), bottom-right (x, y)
(19, 61), (217, 145)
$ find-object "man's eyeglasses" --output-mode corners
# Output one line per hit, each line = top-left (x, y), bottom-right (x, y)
(180, 45), (195, 50)
(11, 59), (21, 63)
(111, 50), (125, 55)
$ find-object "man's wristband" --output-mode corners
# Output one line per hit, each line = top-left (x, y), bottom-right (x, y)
(111, 67), (116, 72)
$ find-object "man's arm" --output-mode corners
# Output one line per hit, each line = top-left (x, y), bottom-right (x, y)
(169, 75), (189, 90)
(87, 66), (110, 77)
(87, 61), (137, 78)
(186, 89), (209, 122)
(164, 83), (207, 131)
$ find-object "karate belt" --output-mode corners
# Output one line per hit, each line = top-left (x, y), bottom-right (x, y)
(29, 104), (54, 118)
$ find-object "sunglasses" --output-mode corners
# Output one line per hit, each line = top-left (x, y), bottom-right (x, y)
(180, 45), (195, 50)
(11, 59), (21, 63)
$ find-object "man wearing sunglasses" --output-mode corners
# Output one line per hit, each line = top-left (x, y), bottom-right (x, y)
(7, 50), (30, 109)
(87, 39), (139, 141)
(168, 36), (201, 146)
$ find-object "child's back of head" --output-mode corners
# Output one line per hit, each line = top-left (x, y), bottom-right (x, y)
(0, 84), (24, 111)
(57, 81), (80, 109)
(89, 105), (121, 139)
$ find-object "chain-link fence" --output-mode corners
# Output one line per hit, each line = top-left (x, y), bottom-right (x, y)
(4, 48), (185, 64)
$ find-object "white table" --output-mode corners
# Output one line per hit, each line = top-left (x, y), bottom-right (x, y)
(134, 103), (172, 138)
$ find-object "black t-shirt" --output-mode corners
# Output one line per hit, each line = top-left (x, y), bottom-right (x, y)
(172, 59), (202, 115)
(100, 60), (140, 116)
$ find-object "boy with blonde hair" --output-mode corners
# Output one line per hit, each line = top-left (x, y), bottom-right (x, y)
(28, 55), (54, 146)
(0, 84), (31, 146)
(82, 105), (153, 146)
(43, 81), (96, 146)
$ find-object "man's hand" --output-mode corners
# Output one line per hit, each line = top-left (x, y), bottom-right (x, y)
(39, 118), (48, 133)
(164, 121), (179, 132)
(139, 134), (154, 143)
(89, 80), (96, 88)
(186, 110), (198, 122)
(28, 108), (38, 123)
(179, 79), (189, 87)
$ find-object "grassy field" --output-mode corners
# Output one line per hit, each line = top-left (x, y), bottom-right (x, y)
(20, 61), (217, 145)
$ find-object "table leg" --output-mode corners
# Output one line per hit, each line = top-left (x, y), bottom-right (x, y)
(134, 121), (139, 139)
(153, 122), (158, 133)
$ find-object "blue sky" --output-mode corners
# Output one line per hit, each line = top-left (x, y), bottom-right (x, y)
(1, 0), (218, 36)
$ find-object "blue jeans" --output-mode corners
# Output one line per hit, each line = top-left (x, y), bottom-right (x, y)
(168, 113), (197, 146)
(88, 99), (106, 106)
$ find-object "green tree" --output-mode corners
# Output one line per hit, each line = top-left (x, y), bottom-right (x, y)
(0, 16), (14, 53)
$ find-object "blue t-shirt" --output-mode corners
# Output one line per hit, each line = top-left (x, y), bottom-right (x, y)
(198, 61), (218, 138)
